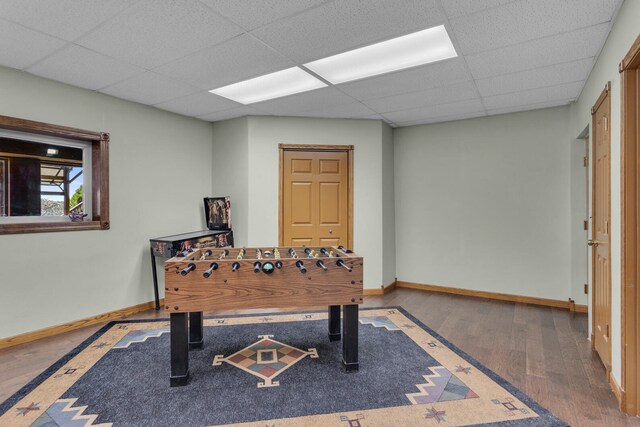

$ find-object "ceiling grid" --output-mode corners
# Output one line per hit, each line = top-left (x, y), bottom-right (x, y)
(0, 0), (624, 127)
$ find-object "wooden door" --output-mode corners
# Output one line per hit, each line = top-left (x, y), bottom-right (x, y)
(281, 147), (351, 247)
(620, 34), (640, 416)
(591, 83), (612, 371)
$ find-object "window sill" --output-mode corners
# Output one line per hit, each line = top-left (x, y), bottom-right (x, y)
(0, 220), (109, 235)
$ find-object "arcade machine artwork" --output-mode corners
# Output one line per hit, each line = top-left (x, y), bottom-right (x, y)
(164, 245), (364, 386)
(204, 196), (231, 230)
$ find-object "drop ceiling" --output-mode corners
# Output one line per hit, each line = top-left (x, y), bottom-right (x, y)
(0, 0), (623, 127)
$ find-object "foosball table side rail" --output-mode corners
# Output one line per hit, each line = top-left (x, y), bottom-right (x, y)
(164, 246), (363, 312)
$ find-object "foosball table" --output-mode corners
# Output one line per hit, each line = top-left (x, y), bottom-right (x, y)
(164, 245), (364, 386)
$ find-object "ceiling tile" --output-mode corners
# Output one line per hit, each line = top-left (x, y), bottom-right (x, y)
(466, 23), (610, 79)
(383, 98), (485, 124)
(153, 34), (294, 90)
(198, 106), (267, 122)
(288, 102), (377, 119)
(442, 0), (517, 19)
(99, 72), (200, 106)
(482, 81), (584, 110)
(26, 44), (143, 91)
(155, 92), (241, 117)
(363, 81), (479, 113)
(201, 0), (327, 31)
(0, 19), (66, 70)
(0, 0), (133, 41)
(476, 58), (593, 97)
(338, 58), (471, 101)
(251, 0), (444, 63)
(451, 0), (621, 55)
(395, 110), (487, 127)
(486, 99), (573, 116)
(251, 87), (356, 115)
(75, 0), (243, 69)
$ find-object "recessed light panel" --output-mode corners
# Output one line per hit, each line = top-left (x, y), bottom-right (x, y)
(209, 67), (327, 104)
(304, 25), (457, 84)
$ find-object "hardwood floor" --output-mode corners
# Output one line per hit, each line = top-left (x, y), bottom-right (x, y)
(1, 288), (638, 426)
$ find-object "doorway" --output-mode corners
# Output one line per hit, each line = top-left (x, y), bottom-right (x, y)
(278, 144), (353, 248)
(590, 82), (612, 373)
(620, 34), (640, 416)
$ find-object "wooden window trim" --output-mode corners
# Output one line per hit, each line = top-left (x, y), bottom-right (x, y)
(278, 144), (353, 248)
(0, 115), (109, 235)
(619, 33), (640, 416)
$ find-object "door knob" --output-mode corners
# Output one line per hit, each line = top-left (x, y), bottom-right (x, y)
(588, 240), (606, 246)
(329, 229), (333, 234)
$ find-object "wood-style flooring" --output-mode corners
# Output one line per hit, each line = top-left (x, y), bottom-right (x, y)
(1, 288), (638, 426)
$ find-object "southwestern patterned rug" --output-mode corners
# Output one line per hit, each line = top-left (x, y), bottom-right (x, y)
(0, 307), (567, 426)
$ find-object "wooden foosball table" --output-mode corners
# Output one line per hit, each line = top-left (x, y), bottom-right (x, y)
(164, 246), (364, 386)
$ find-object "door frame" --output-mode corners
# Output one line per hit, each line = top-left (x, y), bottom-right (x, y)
(619, 33), (640, 416)
(278, 144), (354, 248)
(590, 81), (612, 368)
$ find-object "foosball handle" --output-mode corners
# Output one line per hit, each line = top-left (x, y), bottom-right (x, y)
(180, 263), (196, 276)
(337, 245), (353, 253)
(316, 259), (328, 271)
(275, 261), (283, 269)
(231, 261), (240, 272)
(203, 262), (218, 278)
(336, 259), (353, 272)
(304, 247), (312, 254)
(204, 249), (213, 256)
(295, 260), (307, 274)
(320, 247), (329, 256)
(253, 261), (262, 273)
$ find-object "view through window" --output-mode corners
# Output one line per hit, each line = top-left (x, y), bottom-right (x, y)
(0, 137), (85, 218)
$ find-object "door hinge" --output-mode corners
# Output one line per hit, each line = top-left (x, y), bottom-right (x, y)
(583, 220), (588, 230)
(584, 284), (588, 294)
(583, 156), (589, 167)
(606, 324), (610, 338)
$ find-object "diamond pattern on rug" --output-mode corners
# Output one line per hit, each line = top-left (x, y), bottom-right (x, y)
(30, 398), (110, 426)
(359, 316), (400, 331)
(406, 366), (479, 405)
(112, 329), (168, 349)
(212, 335), (318, 387)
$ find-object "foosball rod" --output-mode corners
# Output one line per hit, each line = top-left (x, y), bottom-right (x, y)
(203, 262), (218, 278)
(336, 259), (353, 272)
(180, 263), (196, 276)
(200, 249), (213, 260)
(295, 260), (307, 273)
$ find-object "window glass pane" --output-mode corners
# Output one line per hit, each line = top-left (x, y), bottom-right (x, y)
(0, 138), (83, 217)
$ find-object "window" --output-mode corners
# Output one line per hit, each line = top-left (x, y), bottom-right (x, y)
(0, 115), (109, 234)
(0, 158), (6, 216)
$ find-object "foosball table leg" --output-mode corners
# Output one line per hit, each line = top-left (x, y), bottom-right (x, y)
(328, 305), (341, 341)
(170, 313), (190, 387)
(342, 304), (359, 372)
(189, 312), (204, 350)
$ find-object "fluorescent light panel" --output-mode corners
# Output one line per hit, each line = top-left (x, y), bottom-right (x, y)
(304, 25), (457, 84)
(210, 67), (327, 104)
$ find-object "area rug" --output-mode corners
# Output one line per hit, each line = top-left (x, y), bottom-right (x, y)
(0, 307), (567, 426)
